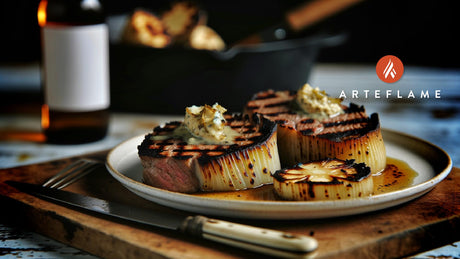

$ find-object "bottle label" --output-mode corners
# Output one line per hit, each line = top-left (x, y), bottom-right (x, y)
(42, 24), (110, 111)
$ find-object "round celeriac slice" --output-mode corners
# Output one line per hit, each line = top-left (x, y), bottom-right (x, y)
(272, 159), (373, 201)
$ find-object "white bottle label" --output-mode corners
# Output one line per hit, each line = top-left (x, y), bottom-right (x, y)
(43, 24), (110, 111)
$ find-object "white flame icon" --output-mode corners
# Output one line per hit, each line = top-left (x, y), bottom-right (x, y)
(383, 59), (397, 79)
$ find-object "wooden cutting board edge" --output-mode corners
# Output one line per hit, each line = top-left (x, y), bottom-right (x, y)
(1, 182), (252, 259)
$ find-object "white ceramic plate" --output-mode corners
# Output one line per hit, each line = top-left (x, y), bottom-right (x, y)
(106, 129), (452, 219)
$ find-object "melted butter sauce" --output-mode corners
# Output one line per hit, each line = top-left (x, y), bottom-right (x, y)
(193, 157), (419, 201)
(372, 157), (419, 194)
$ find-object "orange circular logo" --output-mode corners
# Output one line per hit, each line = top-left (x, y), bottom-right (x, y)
(376, 55), (404, 83)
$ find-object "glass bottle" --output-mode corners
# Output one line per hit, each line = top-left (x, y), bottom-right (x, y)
(37, 0), (110, 144)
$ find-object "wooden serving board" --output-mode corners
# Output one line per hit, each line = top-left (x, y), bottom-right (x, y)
(0, 152), (459, 259)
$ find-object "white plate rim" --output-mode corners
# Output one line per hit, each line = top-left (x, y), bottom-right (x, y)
(105, 128), (452, 219)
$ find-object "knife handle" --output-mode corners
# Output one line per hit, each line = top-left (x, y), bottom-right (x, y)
(180, 216), (318, 257)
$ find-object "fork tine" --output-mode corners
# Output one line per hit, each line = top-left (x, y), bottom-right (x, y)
(42, 160), (83, 187)
(52, 162), (100, 189)
(43, 159), (102, 189)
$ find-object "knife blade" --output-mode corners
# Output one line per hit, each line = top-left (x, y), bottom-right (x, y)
(6, 181), (318, 258)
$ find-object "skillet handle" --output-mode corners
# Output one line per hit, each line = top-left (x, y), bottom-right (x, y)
(287, 0), (364, 31)
(180, 215), (318, 257)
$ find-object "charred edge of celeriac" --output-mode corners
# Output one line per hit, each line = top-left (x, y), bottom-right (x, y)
(195, 113), (277, 165)
(277, 113), (386, 174)
(196, 131), (280, 191)
(272, 159), (373, 201)
(194, 114), (281, 191)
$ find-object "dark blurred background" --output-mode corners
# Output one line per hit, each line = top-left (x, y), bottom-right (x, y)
(0, 0), (458, 67)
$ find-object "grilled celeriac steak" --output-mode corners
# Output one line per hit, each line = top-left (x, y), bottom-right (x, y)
(272, 159), (373, 201)
(138, 113), (280, 193)
(245, 87), (386, 174)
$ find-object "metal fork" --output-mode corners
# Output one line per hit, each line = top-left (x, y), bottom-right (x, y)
(42, 158), (103, 189)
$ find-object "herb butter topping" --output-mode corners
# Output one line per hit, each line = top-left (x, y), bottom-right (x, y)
(150, 103), (240, 145)
(183, 103), (240, 144)
(296, 84), (344, 119)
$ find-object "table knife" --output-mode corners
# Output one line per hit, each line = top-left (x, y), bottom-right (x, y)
(6, 181), (318, 258)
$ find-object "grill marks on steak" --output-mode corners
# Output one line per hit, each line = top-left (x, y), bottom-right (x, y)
(246, 90), (295, 117)
(245, 90), (378, 141)
(138, 114), (273, 165)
